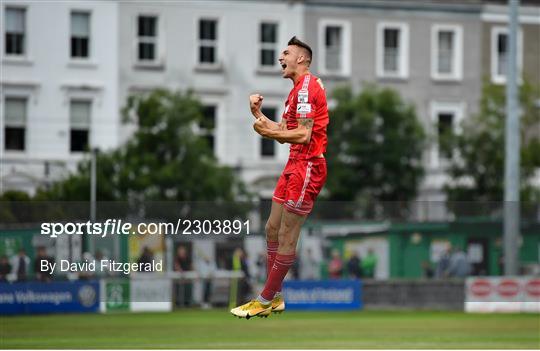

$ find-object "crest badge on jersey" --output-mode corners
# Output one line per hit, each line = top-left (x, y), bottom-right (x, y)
(298, 91), (309, 103)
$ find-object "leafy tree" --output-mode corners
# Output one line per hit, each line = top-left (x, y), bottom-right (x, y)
(324, 85), (426, 216)
(0, 190), (31, 201)
(444, 80), (540, 204)
(0, 190), (30, 223)
(35, 89), (250, 212)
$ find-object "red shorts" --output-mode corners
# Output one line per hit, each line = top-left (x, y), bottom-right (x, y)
(272, 157), (327, 215)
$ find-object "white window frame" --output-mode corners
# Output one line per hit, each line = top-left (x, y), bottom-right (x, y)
(2, 5), (30, 62)
(69, 99), (92, 153)
(258, 21), (280, 70)
(318, 19), (351, 76)
(134, 13), (163, 67)
(197, 17), (221, 67)
(197, 97), (223, 160)
(69, 9), (92, 62)
(490, 26), (523, 85)
(2, 95), (28, 153)
(429, 101), (466, 169)
(431, 24), (463, 81)
(62, 86), (101, 154)
(376, 22), (409, 79)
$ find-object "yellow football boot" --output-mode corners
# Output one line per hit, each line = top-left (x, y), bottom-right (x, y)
(230, 300), (272, 319)
(271, 294), (285, 313)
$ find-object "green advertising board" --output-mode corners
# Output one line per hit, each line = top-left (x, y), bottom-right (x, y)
(0, 236), (23, 257)
(105, 279), (130, 312)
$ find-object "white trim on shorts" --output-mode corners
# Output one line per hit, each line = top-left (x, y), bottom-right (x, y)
(296, 161), (313, 209)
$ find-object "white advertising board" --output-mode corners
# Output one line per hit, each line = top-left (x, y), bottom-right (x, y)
(465, 276), (540, 313)
(130, 278), (172, 312)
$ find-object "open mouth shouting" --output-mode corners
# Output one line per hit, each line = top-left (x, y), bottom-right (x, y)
(280, 62), (288, 76)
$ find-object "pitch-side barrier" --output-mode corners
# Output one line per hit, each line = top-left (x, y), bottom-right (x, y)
(100, 270), (244, 313)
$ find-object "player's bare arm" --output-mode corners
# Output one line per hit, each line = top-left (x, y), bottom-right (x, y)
(254, 117), (312, 145)
(257, 119), (287, 144)
(253, 115), (284, 132)
(297, 118), (314, 141)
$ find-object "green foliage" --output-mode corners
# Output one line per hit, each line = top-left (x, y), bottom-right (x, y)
(325, 85), (426, 208)
(445, 80), (540, 203)
(0, 190), (31, 202)
(0, 190), (76, 223)
(0, 191), (30, 222)
(34, 89), (249, 204)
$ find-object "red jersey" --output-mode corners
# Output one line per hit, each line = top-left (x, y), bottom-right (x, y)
(282, 73), (329, 160)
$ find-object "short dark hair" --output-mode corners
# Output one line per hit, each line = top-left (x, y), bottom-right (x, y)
(288, 36), (312, 65)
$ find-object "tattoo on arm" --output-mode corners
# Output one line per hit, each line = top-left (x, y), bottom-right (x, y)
(298, 118), (314, 130)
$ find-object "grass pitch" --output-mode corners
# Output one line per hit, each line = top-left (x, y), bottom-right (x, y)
(1, 309), (538, 349)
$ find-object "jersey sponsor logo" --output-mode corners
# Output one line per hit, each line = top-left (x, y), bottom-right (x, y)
(298, 92), (309, 103)
(297, 103), (311, 113)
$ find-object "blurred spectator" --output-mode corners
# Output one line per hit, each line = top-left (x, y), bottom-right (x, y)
(255, 252), (266, 284)
(436, 246), (452, 278)
(137, 246), (154, 267)
(422, 261), (434, 279)
(239, 249), (252, 299)
(233, 248), (252, 303)
(362, 249), (377, 279)
(301, 248), (320, 280)
(0, 255), (12, 282)
(174, 245), (193, 307)
(11, 248), (30, 282)
(197, 255), (216, 309)
(347, 252), (362, 279)
(328, 249), (343, 279)
(34, 246), (54, 282)
(174, 246), (191, 271)
(448, 247), (471, 278)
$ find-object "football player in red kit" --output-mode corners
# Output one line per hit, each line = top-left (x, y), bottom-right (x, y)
(231, 36), (329, 319)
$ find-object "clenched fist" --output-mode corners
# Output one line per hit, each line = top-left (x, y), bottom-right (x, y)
(249, 94), (264, 115)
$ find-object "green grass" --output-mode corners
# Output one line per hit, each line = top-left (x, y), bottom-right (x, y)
(1, 310), (539, 349)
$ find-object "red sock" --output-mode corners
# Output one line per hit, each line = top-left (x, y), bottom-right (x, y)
(266, 241), (278, 278)
(260, 253), (295, 301)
